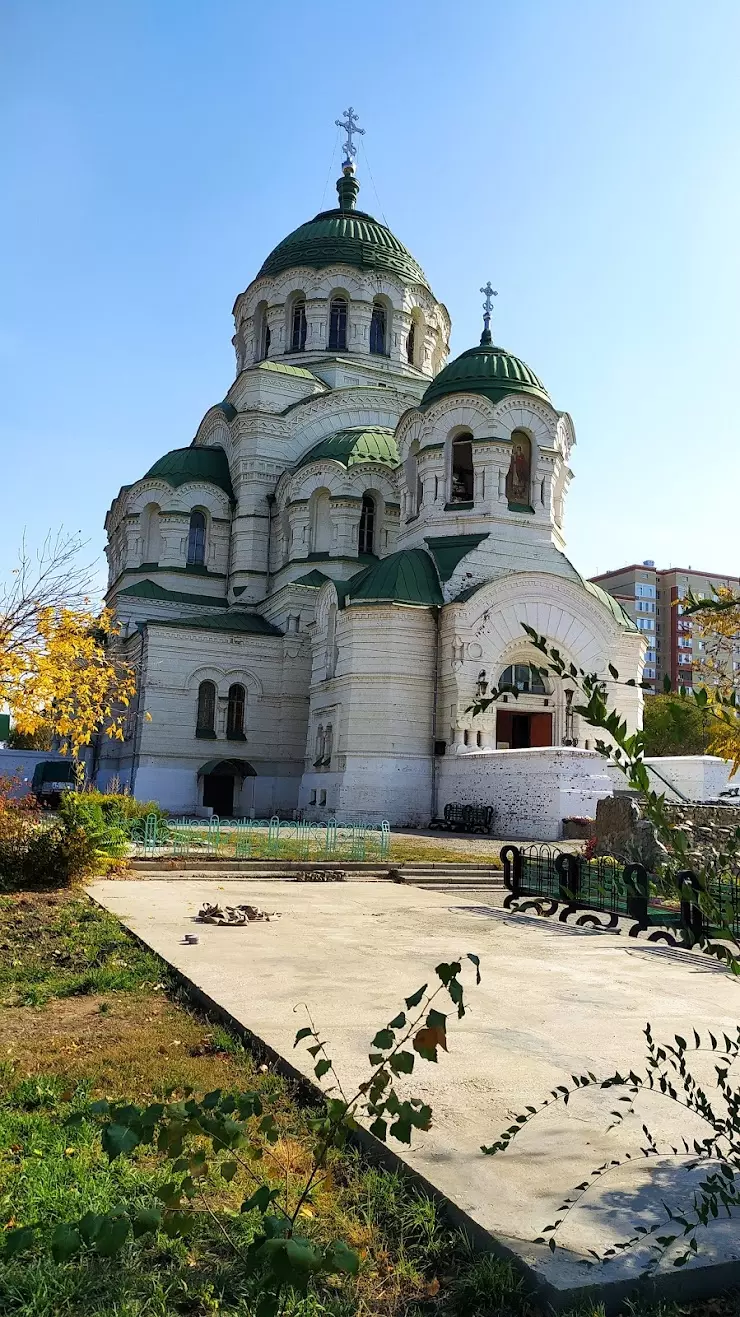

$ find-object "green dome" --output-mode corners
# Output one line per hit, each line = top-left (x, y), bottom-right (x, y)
(420, 341), (550, 411)
(144, 446), (234, 499)
(258, 202), (431, 291)
(344, 549), (443, 608)
(297, 427), (399, 471)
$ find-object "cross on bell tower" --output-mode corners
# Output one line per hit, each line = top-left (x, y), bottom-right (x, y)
(480, 281), (498, 345)
(335, 107), (365, 168)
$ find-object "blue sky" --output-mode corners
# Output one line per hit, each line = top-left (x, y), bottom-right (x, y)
(2, 0), (738, 593)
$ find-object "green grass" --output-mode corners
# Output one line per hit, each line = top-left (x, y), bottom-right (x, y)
(0, 895), (167, 1006)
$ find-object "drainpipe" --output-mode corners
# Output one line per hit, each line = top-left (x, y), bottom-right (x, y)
(430, 606), (441, 821)
(130, 625), (148, 799)
(265, 493), (275, 598)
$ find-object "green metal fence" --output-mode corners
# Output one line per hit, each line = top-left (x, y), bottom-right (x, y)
(128, 815), (391, 862)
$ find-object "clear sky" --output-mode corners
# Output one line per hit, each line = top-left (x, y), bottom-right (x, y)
(2, 0), (739, 594)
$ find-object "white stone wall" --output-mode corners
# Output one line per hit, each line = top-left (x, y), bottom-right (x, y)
(640, 756), (734, 803)
(299, 595), (437, 825)
(97, 622), (311, 816)
(437, 748), (614, 840)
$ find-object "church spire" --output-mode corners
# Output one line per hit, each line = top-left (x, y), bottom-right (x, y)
(480, 281), (498, 345)
(335, 107), (364, 211)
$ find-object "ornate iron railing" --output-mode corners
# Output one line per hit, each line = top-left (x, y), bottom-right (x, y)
(500, 843), (715, 942)
(127, 815), (391, 863)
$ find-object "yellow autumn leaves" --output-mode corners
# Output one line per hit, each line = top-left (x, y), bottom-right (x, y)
(0, 604), (137, 756)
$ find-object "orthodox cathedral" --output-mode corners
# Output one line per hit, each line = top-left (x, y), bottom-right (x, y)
(99, 112), (644, 829)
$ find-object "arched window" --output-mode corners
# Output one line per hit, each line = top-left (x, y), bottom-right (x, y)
(141, 503), (162, 563)
(325, 603), (338, 679)
(405, 440), (423, 516)
(358, 493), (375, 554)
(226, 683), (246, 739)
(255, 302), (270, 361)
(499, 664), (547, 695)
(406, 321), (415, 364)
(328, 297), (348, 350)
(314, 724), (324, 766)
(370, 300), (386, 355)
(506, 430), (532, 508)
(290, 298), (307, 351)
(187, 510), (206, 566)
(196, 680), (216, 736)
(451, 434), (474, 503)
(310, 488), (332, 554)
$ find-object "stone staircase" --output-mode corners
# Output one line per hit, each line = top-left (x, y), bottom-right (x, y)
(129, 858), (504, 892)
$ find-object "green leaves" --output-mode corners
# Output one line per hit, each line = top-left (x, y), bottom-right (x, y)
(294, 1026), (313, 1046)
(324, 1239), (360, 1275)
(389, 1050), (415, 1075)
(95, 1213), (131, 1257)
(314, 1059), (332, 1081)
(371, 1028), (395, 1050)
(3, 1226), (36, 1259)
(404, 984), (428, 1009)
(102, 1122), (140, 1160)
(50, 1223), (81, 1263)
(241, 1184), (281, 1214)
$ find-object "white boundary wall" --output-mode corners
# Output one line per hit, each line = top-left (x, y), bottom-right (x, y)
(436, 747), (614, 841)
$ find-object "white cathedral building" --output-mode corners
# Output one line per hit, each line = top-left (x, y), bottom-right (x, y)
(99, 114), (644, 834)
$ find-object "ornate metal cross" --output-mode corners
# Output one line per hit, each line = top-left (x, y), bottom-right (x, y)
(335, 107), (364, 163)
(480, 281), (498, 316)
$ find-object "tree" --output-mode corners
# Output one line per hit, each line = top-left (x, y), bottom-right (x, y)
(0, 532), (138, 756)
(642, 692), (708, 756)
(684, 587), (740, 771)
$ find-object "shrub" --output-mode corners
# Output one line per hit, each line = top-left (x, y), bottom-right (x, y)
(0, 780), (127, 890)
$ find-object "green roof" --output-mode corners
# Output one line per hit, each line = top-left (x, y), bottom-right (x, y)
(421, 341), (550, 411)
(257, 174), (432, 292)
(143, 446), (234, 499)
(344, 549), (443, 608)
(293, 570), (332, 588)
(147, 611), (282, 636)
(117, 580), (228, 608)
(579, 574), (638, 630)
(424, 534), (489, 582)
(297, 427), (399, 471)
(255, 360), (323, 381)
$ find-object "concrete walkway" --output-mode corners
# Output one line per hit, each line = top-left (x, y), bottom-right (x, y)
(89, 878), (740, 1308)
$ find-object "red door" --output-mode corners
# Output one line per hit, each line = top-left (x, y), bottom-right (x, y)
(529, 713), (553, 747)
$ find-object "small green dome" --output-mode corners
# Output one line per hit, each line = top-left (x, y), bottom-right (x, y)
(420, 341), (550, 411)
(297, 427), (399, 471)
(144, 446), (234, 499)
(344, 549), (443, 608)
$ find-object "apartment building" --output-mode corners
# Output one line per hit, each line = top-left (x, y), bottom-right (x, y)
(590, 562), (740, 693)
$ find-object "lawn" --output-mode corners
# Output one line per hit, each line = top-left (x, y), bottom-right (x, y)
(0, 889), (735, 1317)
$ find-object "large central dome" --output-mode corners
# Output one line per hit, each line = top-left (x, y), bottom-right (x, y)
(256, 166), (432, 292)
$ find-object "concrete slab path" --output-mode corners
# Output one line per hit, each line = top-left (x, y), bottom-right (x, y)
(88, 878), (740, 1308)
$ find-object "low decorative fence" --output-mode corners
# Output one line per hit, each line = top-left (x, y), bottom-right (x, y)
(128, 815), (391, 863)
(500, 843), (737, 943)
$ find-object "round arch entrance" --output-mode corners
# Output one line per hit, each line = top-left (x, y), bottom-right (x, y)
(198, 758), (256, 817)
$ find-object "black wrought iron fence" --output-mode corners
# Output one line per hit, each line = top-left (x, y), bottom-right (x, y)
(500, 843), (720, 941)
